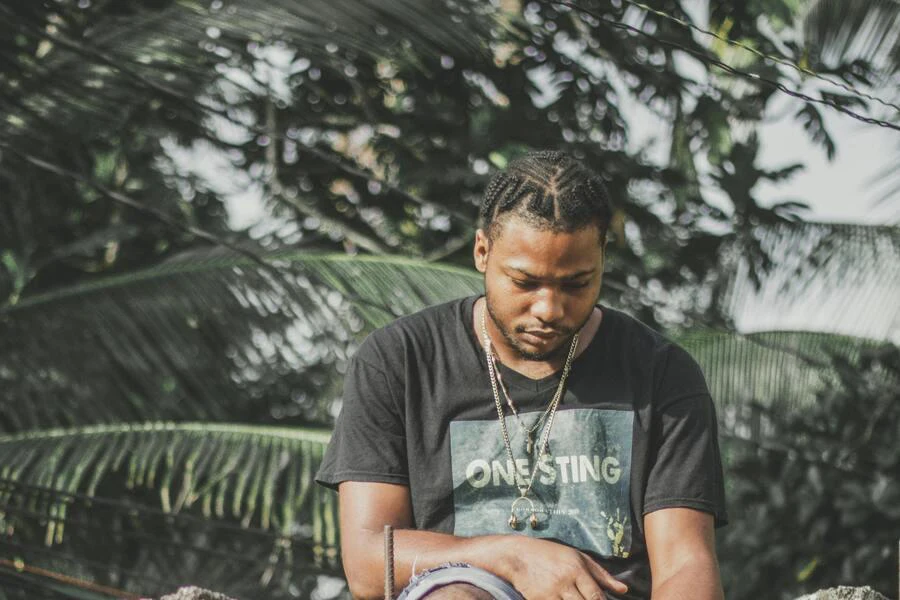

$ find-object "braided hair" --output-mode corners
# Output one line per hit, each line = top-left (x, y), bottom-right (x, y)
(478, 150), (613, 242)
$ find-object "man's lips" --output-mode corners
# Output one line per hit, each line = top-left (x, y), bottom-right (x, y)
(521, 329), (565, 340)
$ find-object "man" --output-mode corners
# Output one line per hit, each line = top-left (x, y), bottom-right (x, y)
(316, 151), (727, 599)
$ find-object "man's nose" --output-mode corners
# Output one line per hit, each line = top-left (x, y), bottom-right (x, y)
(531, 289), (564, 325)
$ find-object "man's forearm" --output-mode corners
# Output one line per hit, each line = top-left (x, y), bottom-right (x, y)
(644, 508), (723, 600)
(650, 562), (724, 600)
(345, 527), (517, 600)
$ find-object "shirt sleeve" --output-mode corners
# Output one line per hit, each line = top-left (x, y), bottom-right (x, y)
(315, 334), (409, 490)
(642, 344), (728, 526)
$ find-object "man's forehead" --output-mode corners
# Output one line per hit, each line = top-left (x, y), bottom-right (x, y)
(488, 229), (603, 279)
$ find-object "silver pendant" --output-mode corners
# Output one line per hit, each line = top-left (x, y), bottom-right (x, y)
(509, 496), (534, 531)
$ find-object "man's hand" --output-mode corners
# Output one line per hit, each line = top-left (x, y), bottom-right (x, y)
(337, 481), (628, 600)
(497, 535), (628, 599)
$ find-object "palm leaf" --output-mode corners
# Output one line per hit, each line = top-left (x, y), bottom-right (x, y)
(0, 424), (330, 538)
(679, 329), (891, 433)
(716, 222), (900, 343)
(0, 0), (494, 144)
(802, 0), (900, 76)
(799, 0), (900, 212)
(0, 423), (343, 598)
(0, 251), (483, 431)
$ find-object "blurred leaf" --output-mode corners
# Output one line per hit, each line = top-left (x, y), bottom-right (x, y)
(0, 251), (483, 431)
(794, 102), (836, 160)
(719, 344), (900, 599)
(716, 222), (900, 342)
(796, 556), (819, 582)
(802, 0), (900, 77)
(0, 423), (333, 543)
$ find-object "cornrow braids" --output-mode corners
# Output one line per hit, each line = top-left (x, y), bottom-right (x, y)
(479, 150), (613, 242)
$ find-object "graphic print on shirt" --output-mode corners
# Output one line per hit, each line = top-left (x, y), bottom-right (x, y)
(450, 408), (634, 558)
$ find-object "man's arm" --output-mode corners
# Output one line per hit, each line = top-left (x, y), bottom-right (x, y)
(338, 481), (629, 600)
(645, 508), (723, 600)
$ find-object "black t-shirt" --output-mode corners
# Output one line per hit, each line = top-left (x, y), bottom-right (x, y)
(316, 296), (727, 600)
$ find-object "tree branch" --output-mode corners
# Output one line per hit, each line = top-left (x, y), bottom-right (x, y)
(0, 141), (270, 270)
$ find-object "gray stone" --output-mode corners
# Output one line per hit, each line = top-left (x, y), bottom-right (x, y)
(795, 586), (891, 600)
(152, 587), (239, 600)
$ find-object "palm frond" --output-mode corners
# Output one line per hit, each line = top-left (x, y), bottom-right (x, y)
(678, 329), (891, 433)
(0, 422), (343, 595)
(0, 423), (333, 551)
(717, 222), (900, 343)
(802, 0), (900, 76)
(869, 155), (900, 218)
(0, 251), (483, 431)
(799, 0), (900, 209)
(0, 0), (494, 144)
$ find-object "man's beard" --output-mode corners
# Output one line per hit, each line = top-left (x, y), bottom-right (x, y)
(484, 294), (583, 362)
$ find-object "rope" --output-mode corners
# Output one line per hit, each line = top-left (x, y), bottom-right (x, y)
(384, 525), (395, 600)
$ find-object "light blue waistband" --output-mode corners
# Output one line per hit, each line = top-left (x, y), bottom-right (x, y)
(396, 563), (525, 600)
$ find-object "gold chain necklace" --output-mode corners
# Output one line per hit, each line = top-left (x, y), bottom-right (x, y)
(479, 302), (579, 529)
(487, 351), (553, 454)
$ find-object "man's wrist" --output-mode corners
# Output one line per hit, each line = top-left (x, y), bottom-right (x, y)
(464, 534), (522, 583)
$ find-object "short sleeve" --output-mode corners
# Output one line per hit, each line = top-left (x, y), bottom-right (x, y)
(315, 336), (409, 490)
(642, 345), (728, 526)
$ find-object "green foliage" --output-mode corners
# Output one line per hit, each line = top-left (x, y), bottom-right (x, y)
(800, 0), (900, 209)
(0, 423), (333, 539)
(678, 330), (887, 424)
(715, 222), (900, 339)
(0, 423), (339, 595)
(801, 0), (900, 76)
(2, 0), (851, 330)
(0, 252), (482, 431)
(718, 344), (900, 600)
(0, 252), (481, 597)
(1, 0), (898, 596)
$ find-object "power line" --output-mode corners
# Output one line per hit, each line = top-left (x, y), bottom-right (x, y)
(616, 0), (900, 114)
(552, 1), (900, 132)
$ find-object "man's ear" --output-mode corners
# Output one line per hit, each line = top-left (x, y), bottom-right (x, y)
(473, 228), (490, 274)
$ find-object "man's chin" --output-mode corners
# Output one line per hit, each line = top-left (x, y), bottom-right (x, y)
(511, 335), (569, 362)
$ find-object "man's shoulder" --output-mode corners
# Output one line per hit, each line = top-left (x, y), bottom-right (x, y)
(599, 305), (709, 394)
(599, 304), (673, 352)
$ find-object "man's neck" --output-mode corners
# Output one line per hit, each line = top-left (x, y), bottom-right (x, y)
(473, 298), (603, 380)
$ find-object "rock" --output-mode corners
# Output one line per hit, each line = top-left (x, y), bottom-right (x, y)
(794, 586), (891, 600)
(151, 587), (239, 600)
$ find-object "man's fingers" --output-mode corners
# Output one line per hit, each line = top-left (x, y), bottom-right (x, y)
(583, 556), (628, 595)
(574, 574), (606, 600)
